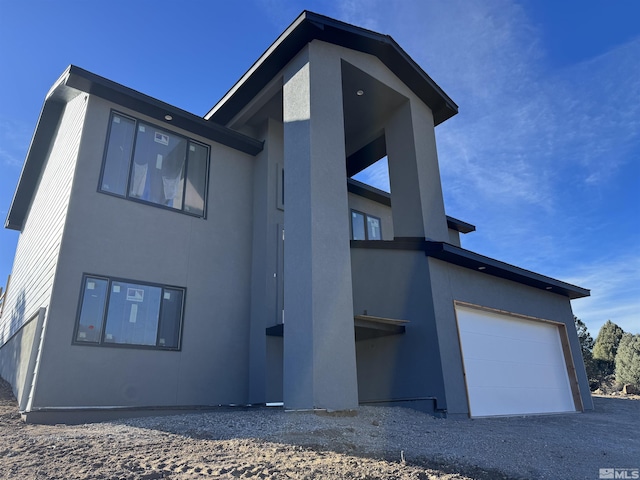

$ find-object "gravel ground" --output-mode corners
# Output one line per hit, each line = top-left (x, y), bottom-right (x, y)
(0, 377), (638, 480)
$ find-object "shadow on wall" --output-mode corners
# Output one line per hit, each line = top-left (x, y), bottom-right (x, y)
(0, 290), (26, 398)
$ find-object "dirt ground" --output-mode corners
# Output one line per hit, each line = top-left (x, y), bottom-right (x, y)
(0, 377), (638, 480)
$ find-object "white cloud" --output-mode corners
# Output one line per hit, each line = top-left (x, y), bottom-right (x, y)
(352, 157), (390, 192)
(324, 0), (640, 334)
(564, 255), (640, 335)
(0, 118), (30, 169)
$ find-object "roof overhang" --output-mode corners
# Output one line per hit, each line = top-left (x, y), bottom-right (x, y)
(350, 238), (590, 300)
(206, 11), (458, 127)
(346, 178), (475, 234)
(6, 65), (264, 231)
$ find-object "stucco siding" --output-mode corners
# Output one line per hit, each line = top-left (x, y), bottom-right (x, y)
(350, 247), (446, 409)
(28, 96), (256, 409)
(347, 192), (394, 240)
(0, 94), (87, 348)
(426, 258), (593, 415)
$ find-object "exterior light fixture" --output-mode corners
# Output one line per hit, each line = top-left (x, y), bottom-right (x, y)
(478, 266), (486, 270)
(356, 90), (364, 96)
(164, 114), (173, 121)
(545, 286), (552, 290)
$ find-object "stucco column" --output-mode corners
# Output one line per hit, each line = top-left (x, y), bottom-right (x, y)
(386, 101), (449, 241)
(282, 42), (359, 411)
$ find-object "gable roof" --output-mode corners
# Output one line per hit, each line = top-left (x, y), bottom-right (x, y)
(6, 65), (263, 231)
(205, 11), (458, 127)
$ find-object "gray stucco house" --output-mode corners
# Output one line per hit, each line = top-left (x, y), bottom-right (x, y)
(0, 12), (592, 423)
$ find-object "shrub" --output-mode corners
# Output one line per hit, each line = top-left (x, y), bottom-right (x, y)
(593, 320), (624, 375)
(615, 333), (640, 388)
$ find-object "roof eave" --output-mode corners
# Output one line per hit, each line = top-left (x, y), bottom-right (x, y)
(64, 66), (263, 155)
(350, 239), (589, 300)
(425, 241), (590, 300)
(6, 65), (264, 231)
(206, 10), (458, 126)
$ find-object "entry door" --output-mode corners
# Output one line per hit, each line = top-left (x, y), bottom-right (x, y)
(455, 305), (576, 417)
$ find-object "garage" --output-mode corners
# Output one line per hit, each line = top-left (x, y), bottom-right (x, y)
(455, 304), (577, 417)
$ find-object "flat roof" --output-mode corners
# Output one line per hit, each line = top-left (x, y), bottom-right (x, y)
(6, 65), (264, 231)
(206, 11), (458, 127)
(351, 238), (590, 299)
(346, 178), (475, 234)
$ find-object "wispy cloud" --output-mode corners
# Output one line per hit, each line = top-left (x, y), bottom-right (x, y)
(327, 0), (639, 331)
(564, 254), (640, 334)
(336, 0), (382, 31)
(0, 118), (30, 168)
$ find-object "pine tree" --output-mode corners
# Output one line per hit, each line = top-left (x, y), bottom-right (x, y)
(615, 334), (640, 388)
(575, 317), (595, 353)
(574, 317), (598, 385)
(592, 320), (625, 378)
(593, 320), (624, 362)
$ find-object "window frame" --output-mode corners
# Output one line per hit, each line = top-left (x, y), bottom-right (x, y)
(350, 209), (382, 241)
(72, 274), (186, 351)
(98, 110), (210, 218)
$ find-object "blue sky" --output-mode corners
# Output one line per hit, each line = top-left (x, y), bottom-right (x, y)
(0, 0), (638, 336)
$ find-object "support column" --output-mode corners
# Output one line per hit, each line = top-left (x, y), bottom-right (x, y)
(386, 101), (449, 241)
(282, 42), (359, 411)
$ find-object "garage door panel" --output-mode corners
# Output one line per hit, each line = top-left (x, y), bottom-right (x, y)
(460, 331), (561, 364)
(468, 385), (575, 417)
(464, 358), (571, 389)
(456, 305), (576, 417)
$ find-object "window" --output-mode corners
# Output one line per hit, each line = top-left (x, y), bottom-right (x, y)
(100, 112), (209, 217)
(74, 275), (185, 350)
(351, 210), (382, 240)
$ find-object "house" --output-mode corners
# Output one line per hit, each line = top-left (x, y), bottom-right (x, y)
(0, 11), (592, 423)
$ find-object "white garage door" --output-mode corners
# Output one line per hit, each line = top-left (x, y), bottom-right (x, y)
(455, 305), (576, 417)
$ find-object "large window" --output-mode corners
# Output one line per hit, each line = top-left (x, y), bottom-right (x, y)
(351, 210), (382, 240)
(100, 112), (209, 217)
(74, 275), (185, 350)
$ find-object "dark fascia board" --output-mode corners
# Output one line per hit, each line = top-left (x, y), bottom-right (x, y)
(347, 178), (391, 206)
(64, 66), (263, 155)
(5, 66), (264, 231)
(350, 238), (590, 299)
(206, 11), (458, 126)
(427, 241), (590, 299)
(445, 216), (476, 234)
(5, 96), (66, 230)
(346, 178), (475, 234)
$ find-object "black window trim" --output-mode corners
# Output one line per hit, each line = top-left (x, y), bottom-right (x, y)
(98, 110), (211, 219)
(72, 273), (186, 351)
(350, 209), (382, 241)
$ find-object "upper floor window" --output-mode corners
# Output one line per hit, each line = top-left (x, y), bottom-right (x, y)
(351, 210), (382, 240)
(74, 274), (185, 350)
(100, 112), (209, 217)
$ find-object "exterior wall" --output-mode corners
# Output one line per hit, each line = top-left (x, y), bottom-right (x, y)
(0, 310), (40, 405)
(331, 44), (449, 242)
(350, 247), (447, 412)
(347, 192), (394, 240)
(0, 94), (87, 403)
(282, 41), (359, 410)
(426, 258), (593, 415)
(28, 95), (256, 410)
(447, 229), (461, 247)
(249, 118), (284, 403)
